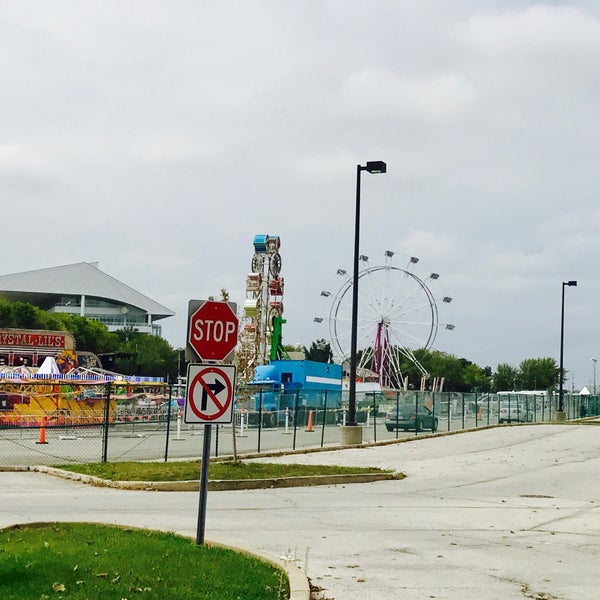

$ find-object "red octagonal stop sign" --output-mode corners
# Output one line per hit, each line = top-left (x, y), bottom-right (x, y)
(187, 300), (239, 362)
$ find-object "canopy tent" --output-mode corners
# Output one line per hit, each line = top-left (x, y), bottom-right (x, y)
(36, 356), (61, 376)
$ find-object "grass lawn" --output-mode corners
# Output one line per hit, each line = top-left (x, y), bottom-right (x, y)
(54, 460), (395, 482)
(0, 522), (289, 599)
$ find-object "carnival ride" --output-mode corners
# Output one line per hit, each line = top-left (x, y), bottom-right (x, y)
(237, 234), (285, 383)
(317, 251), (454, 390)
(0, 360), (168, 427)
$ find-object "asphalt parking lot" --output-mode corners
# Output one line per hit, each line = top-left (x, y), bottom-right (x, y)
(1, 423), (599, 600)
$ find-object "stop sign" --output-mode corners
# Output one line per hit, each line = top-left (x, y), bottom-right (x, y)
(187, 300), (239, 362)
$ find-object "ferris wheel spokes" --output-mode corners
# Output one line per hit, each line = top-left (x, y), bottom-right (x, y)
(323, 252), (454, 389)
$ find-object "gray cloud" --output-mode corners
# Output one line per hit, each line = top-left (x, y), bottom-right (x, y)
(1, 1), (599, 389)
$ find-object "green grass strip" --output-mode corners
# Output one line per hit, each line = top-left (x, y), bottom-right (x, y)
(0, 523), (289, 599)
(53, 460), (393, 482)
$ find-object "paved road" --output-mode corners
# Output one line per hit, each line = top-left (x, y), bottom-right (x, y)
(1, 423), (599, 599)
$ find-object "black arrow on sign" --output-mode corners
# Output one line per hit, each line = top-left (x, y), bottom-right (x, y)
(201, 378), (226, 411)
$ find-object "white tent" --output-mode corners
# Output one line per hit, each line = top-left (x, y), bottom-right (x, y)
(36, 356), (61, 376)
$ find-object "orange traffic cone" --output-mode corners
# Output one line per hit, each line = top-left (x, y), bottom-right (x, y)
(305, 410), (314, 432)
(36, 416), (48, 445)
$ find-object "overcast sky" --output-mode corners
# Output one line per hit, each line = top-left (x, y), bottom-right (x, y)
(2, 1), (599, 390)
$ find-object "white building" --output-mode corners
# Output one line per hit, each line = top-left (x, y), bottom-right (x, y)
(0, 262), (174, 337)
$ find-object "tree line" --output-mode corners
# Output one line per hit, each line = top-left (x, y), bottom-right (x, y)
(0, 300), (562, 392)
(302, 339), (561, 393)
(0, 299), (179, 380)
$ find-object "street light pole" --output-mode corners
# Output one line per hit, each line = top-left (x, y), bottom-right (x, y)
(343, 161), (386, 445)
(592, 357), (597, 395)
(558, 280), (577, 418)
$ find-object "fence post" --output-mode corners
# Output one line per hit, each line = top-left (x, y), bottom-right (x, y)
(257, 390), (263, 454)
(414, 391), (418, 436)
(395, 391), (400, 439)
(164, 384), (173, 462)
(292, 389), (300, 451)
(176, 410), (183, 440)
(239, 409), (247, 437)
(102, 381), (111, 463)
(320, 390), (328, 448)
(372, 392), (377, 443)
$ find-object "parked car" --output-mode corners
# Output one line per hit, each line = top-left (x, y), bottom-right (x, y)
(498, 401), (534, 423)
(385, 404), (438, 432)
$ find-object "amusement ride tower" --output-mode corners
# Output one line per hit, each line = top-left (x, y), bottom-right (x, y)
(236, 234), (285, 383)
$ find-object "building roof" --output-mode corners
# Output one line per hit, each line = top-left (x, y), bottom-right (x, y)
(0, 262), (174, 320)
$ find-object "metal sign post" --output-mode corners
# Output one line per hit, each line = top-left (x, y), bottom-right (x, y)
(197, 423), (212, 545)
(185, 362), (237, 546)
(185, 298), (239, 546)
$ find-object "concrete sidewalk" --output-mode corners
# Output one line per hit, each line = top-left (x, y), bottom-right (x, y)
(1, 424), (599, 599)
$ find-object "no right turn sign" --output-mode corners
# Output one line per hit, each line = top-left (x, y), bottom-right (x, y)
(184, 363), (236, 424)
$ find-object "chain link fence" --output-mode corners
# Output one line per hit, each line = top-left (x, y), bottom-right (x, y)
(1, 383), (598, 467)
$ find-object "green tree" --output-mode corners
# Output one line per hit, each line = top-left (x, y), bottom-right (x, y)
(303, 339), (333, 363)
(518, 357), (559, 390)
(394, 347), (429, 389)
(385, 348), (468, 392)
(12, 302), (45, 329)
(462, 362), (492, 392)
(0, 299), (16, 327)
(283, 344), (303, 354)
(433, 352), (466, 391)
(51, 313), (119, 356)
(114, 334), (178, 379)
(492, 363), (519, 391)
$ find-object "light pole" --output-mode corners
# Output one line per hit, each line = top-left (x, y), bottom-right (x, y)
(343, 161), (386, 445)
(558, 280), (577, 418)
(592, 358), (597, 395)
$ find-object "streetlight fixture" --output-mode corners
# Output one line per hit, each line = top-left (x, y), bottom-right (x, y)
(345, 161), (387, 444)
(558, 280), (577, 418)
(592, 357), (597, 395)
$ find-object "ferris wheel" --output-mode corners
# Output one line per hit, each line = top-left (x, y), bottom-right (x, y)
(318, 252), (454, 389)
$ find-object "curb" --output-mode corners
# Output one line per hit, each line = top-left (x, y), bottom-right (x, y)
(33, 465), (401, 491)
(206, 539), (311, 600)
(0, 521), (311, 600)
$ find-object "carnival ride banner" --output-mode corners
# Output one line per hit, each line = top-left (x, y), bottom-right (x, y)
(0, 330), (68, 349)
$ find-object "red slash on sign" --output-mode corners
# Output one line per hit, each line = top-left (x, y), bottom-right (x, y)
(199, 377), (226, 411)
(184, 363), (236, 424)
